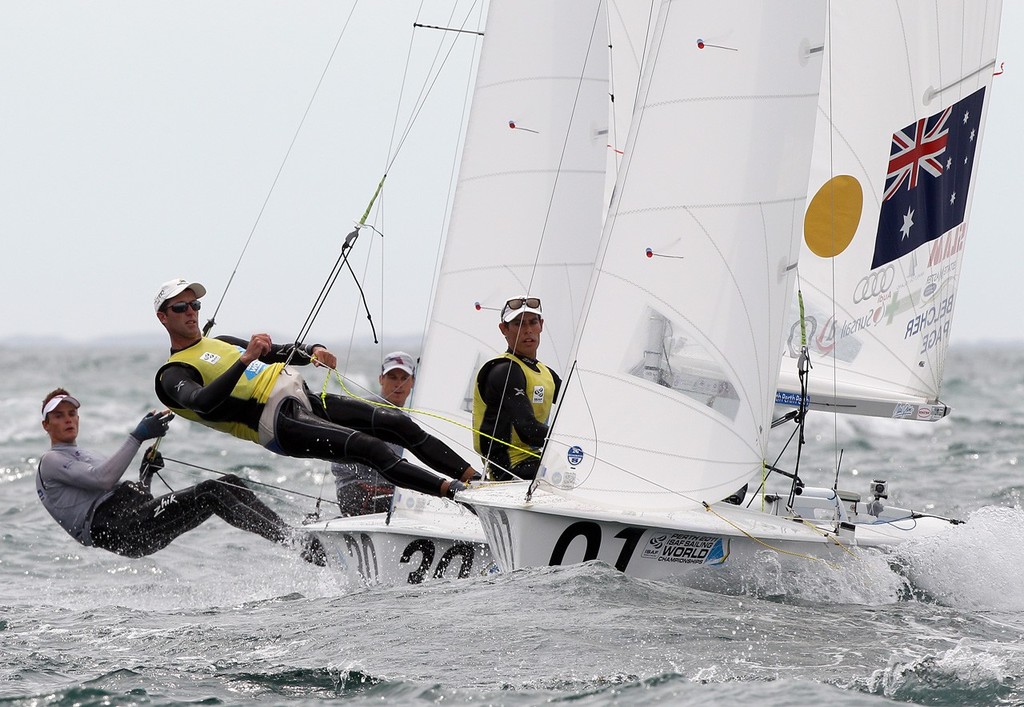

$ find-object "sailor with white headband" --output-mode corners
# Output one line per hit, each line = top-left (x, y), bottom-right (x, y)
(35, 387), (327, 564)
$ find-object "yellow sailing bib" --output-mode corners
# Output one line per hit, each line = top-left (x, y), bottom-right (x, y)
(155, 337), (283, 443)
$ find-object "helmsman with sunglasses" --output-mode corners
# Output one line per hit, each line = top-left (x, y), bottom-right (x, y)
(152, 279), (478, 503)
(472, 296), (561, 481)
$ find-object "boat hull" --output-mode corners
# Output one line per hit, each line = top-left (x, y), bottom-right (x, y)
(462, 483), (856, 581)
(302, 500), (497, 586)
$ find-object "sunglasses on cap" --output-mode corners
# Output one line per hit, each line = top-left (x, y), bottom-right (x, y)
(163, 300), (202, 314)
(504, 297), (541, 311)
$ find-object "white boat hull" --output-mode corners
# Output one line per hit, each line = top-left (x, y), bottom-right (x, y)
(460, 482), (959, 580)
(302, 495), (497, 586)
(462, 482), (852, 580)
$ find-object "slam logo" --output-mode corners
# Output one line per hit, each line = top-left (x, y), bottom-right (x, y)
(642, 533), (728, 565)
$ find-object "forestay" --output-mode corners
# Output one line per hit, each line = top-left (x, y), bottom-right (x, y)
(777, 1), (1003, 422)
(411, 0), (610, 455)
(535, 1), (827, 511)
(603, 1), (658, 208)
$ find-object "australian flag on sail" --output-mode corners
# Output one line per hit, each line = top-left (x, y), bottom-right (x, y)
(870, 87), (986, 269)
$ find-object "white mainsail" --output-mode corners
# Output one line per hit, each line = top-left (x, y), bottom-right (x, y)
(410, 0), (610, 459)
(533, 0), (827, 511)
(777, 1), (1003, 421)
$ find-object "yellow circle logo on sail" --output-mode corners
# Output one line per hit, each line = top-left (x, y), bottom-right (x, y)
(804, 175), (863, 258)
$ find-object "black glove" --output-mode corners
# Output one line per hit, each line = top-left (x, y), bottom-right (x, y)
(139, 447), (164, 490)
(445, 480), (467, 499)
(130, 411), (174, 442)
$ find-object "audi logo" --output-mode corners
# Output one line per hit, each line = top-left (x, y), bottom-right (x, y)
(852, 265), (895, 303)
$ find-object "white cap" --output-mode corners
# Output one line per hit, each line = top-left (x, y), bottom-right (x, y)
(500, 295), (543, 323)
(154, 278), (207, 312)
(381, 351), (416, 375)
(41, 394), (80, 421)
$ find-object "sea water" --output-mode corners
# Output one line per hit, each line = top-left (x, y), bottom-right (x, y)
(3, 342), (1024, 706)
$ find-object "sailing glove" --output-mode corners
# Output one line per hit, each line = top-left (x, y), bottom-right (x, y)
(131, 411), (174, 442)
(445, 480), (467, 499)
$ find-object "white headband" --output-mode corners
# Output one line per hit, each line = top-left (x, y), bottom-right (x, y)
(41, 394), (80, 421)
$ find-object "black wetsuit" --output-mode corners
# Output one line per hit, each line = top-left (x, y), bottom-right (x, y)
(475, 354), (562, 480)
(36, 441), (325, 564)
(156, 336), (467, 497)
(91, 475), (301, 557)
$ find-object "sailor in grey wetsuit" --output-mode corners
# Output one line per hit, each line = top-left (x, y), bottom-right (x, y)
(36, 389), (326, 564)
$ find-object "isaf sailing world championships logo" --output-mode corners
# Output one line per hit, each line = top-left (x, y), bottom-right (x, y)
(642, 533), (729, 565)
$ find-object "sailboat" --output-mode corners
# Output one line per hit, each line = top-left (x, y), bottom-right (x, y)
(457, 0), (1003, 579)
(768, 1), (1003, 548)
(303, 0), (612, 584)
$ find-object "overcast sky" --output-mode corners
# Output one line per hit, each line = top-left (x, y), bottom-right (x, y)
(2, 1), (1021, 348)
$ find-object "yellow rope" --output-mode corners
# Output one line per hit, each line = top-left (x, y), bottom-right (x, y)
(798, 288), (807, 348)
(701, 501), (857, 570)
(316, 364), (540, 459)
(793, 516), (861, 559)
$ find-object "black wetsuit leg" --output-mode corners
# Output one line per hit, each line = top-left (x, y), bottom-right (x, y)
(90, 476), (293, 558)
(276, 401), (446, 498)
(310, 394), (469, 479)
(337, 482), (394, 516)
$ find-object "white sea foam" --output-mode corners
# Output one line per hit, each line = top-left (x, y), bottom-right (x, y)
(893, 505), (1024, 611)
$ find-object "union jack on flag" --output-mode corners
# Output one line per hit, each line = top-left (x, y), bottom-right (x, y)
(871, 87), (986, 270)
(882, 106), (951, 201)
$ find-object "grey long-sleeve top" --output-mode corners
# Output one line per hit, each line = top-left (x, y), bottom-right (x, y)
(36, 438), (141, 546)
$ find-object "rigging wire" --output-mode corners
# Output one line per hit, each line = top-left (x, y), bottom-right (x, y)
(409, 0), (484, 345)
(293, 0), (484, 358)
(161, 2), (485, 514)
(283, 1), (485, 507)
(161, 456), (330, 505)
(202, 1), (362, 338)
(295, 0), (486, 515)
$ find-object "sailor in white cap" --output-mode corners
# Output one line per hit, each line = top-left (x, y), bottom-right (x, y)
(472, 296), (561, 481)
(153, 279), (479, 501)
(331, 351), (419, 515)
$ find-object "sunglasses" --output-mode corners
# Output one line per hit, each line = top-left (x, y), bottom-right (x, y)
(504, 297), (541, 312)
(164, 300), (202, 314)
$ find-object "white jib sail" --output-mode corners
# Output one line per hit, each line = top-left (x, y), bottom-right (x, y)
(536, 0), (827, 511)
(411, 0), (610, 458)
(604, 1), (659, 208)
(777, 1), (1003, 421)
